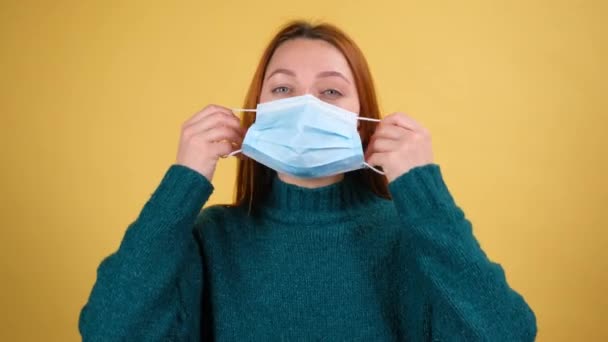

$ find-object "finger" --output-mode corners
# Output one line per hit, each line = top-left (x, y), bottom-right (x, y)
(184, 104), (236, 127)
(203, 126), (244, 144)
(367, 138), (400, 154)
(188, 104), (235, 124)
(367, 125), (408, 150)
(198, 112), (244, 134)
(365, 137), (398, 160)
(372, 124), (408, 141)
(185, 110), (241, 132)
(382, 112), (424, 132)
(184, 112), (244, 137)
(214, 141), (238, 159)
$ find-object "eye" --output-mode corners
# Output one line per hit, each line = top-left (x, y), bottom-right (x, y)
(321, 89), (343, 98)
(272, 86), (291, 94)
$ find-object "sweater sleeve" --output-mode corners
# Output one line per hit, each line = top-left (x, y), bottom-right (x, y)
(79, 164), (213, 341)
(389, 164), (537, 341)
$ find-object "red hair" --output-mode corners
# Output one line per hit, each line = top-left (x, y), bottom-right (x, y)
(234, 21), (390, 211)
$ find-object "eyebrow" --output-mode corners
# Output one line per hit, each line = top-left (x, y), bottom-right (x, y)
(265, 68), (296, 80)
(265, 68), (351, 84)
(316, 71), (351, 84)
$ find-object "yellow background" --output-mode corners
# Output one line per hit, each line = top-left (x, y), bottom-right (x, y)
(1, 0), (606, 341)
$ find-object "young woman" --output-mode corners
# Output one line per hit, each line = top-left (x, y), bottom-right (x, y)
(79, 21), (537, 341)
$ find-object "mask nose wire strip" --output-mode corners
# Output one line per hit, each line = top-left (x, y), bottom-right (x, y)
(232, 108), (382, 123)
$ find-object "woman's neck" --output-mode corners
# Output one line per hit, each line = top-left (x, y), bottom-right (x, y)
(277, 173), (344, 189)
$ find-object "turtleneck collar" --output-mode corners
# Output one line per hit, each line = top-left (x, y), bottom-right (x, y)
(258, 173), (380, 225)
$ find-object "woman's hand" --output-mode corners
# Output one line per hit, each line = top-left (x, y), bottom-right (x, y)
(176, 104), (244, 181)
(365, 113), (434, 182)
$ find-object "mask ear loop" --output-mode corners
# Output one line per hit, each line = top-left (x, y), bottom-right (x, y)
(363, 162), (385, 175)
(225, 149), (242, 157)
(358, 117), (381, 122)
(223, 108), (257, 157)
(232, 109), (257, 112)
(357, 117), (385, 175)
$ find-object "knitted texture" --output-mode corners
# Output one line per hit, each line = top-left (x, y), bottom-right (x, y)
(79, 164), (537, 341)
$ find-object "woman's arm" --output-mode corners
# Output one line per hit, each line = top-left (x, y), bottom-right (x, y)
(390, 165), (537, 341)
(79, 164), (213, 341)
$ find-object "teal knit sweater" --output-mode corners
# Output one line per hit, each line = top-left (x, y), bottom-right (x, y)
(79, 164), (536, 341)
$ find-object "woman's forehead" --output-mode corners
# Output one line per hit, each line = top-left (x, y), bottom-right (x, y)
(266, 39), (354, 79)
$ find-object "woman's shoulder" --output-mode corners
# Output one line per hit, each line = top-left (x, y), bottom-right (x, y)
(194, 204), (249, 235)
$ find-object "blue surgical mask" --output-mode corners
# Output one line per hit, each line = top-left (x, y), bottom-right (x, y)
(231, 94), (383, 178)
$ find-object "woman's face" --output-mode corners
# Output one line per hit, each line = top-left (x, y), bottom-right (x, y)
(260, 38), (360, 113)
